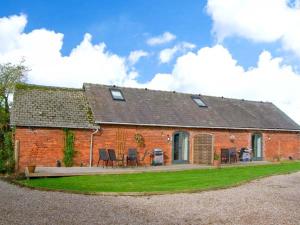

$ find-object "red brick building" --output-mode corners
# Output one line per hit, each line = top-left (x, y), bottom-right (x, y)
(11, 83), (300, 172)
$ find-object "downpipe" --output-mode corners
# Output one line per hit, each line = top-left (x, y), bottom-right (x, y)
(89, 128), (100, 167)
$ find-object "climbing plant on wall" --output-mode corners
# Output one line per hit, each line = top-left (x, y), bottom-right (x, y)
(63, 129), (76, 167)
(134, 133), (145, 148)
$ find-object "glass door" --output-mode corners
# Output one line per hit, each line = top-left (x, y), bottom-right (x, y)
(173, 132), (189, 163)
(251, 133), (263, 161)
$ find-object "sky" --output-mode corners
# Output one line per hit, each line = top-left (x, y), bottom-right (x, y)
(0, 0), (300, 124)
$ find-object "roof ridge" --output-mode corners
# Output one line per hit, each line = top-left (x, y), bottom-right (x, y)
(16, 83), (83, 92)
(83, 82), (270, 104)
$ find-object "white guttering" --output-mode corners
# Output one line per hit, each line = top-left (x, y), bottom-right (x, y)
(95, 121), (300, 132)
(89, 128), (100, 167)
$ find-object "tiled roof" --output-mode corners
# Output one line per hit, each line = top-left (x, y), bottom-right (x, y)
(10, 84), (97, 129)
(10, 83), (300, 131)
(84, 83), (300, 131)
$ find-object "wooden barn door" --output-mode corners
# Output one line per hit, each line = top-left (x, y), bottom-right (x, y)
(193, 134), (213, 164)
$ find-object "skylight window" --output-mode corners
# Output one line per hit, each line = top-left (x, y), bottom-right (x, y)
(192, 96), (206, 107)
(110, 89), (125, 101)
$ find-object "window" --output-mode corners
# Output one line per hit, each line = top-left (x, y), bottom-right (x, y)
(192, 96), (206, 107)
(110, 89), (125, 101)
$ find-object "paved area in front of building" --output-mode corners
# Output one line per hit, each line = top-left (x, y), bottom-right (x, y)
(27, 161), (271, 177)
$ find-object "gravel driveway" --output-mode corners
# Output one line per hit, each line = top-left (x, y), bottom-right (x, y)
(1, 172), (300, 225)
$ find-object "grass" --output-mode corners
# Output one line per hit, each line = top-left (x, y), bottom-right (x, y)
(19, 161), (300, 194)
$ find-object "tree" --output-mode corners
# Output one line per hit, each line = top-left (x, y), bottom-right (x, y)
(0, 61), (28, 126)
(0, 61), (28, 173)
(0, 131), (14, 173)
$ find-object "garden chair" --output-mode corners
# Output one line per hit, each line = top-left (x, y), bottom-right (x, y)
(221, 148), (229, 164)
(107, 149), (124, 167)
(228, 148), (238, 163)
(126, 148), (138, 167)
(97, 149), (109, 167)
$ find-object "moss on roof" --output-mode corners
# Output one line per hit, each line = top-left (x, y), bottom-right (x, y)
(15, 83), (82, 92)
(11, 83), (98, 129)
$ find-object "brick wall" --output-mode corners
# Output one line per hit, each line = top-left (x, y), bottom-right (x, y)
(263, 132), (300, 160)
(16, 128), (65, 172)
(15, 125), (300, 172)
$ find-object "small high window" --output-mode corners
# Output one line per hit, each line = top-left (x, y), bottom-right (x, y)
(110, 89), (125, 101)
(192, 96), (206, 107)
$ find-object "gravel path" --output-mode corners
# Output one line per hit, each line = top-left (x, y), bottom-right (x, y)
(1, 172), (300, 225)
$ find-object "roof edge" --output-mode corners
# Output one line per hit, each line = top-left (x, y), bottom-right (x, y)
(10, 123), (100, 130)
(15, 83), (83, 92)
(83, 83), (271, 104)
(96, 121), (300, 132)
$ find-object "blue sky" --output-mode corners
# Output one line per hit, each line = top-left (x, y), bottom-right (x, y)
(0, 0), (300, 123)
(1, 0), (281, 80)
(1, 0), (211, 81)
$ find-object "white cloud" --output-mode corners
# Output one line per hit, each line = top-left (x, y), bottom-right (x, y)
(0, 14), (133, 87)
(159, 48), (178, 64)
(0, 14), (27, 53)
(128, 50), (148, 65)
(1, 14), (300, 124)
(159, 42), (196, 63)
(147, 45), (300, 123)
(146, 32), (176, 46)
(207, 0), (300, 57)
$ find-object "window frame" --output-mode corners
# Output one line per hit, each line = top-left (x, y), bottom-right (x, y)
(191, 96), (207, 107)
(110, 88), (125, 101)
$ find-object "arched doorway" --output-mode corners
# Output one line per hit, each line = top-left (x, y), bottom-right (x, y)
(172, 131), (189, 164)
(251, 133), (263, 161)
(193, 133), (213, 164)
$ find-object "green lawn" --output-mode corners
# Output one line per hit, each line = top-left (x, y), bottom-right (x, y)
(19, 161), (300, 194)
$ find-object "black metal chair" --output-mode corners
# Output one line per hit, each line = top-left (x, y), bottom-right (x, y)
(221, 148), (229, 164)
(107, 149), (124, 167)
(228, 148), (238, 163)
(127, 148), (138, 167)
(97, 149), (109, 167)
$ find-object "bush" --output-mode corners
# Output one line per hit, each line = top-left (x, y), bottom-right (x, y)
(63, 129), (76, 167)
(213, 151), (220, 161)
(0, 132), (15, 173)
